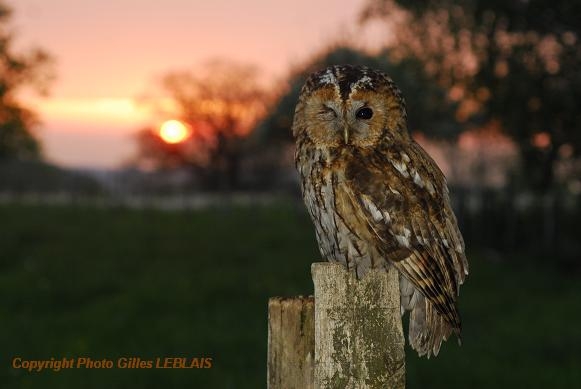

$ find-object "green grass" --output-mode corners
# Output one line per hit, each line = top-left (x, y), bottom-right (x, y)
(0, 203), (579, 388)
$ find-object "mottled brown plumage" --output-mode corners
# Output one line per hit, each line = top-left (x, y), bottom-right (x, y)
(292, 65), (469, 357)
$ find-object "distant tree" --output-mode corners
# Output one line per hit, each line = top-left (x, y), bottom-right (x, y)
(360, 0), (581, 191)
(136, 60), (270, 190)
(0, 2), (53, 160)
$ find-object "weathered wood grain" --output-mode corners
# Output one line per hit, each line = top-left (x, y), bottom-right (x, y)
(267, 296), (315, 389)
(312, 262), (405, 389)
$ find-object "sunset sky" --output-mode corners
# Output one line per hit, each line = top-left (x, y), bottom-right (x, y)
(13, 0), (384, 169)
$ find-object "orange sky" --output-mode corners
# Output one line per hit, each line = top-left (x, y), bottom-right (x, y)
(13, 0), (385, 168)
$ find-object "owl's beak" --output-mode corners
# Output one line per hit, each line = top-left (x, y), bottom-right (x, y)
(343, 127), (349, 144)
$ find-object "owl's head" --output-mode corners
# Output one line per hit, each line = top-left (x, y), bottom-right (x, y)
(292, 65), (408, 148)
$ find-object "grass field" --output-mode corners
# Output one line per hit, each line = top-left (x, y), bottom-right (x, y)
(1, 203), (579, 388)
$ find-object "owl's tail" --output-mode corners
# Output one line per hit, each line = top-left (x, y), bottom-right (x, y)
(399, 275), (459, 358)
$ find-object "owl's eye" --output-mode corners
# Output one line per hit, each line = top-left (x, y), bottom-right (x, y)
(319, 106), (337, 118)
(356, 107), (373, 120)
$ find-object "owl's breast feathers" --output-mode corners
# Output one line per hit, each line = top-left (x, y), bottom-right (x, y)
(299, 140), (469, 356)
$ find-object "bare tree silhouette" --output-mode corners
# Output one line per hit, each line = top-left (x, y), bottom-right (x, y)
(136, 60), (270, 190)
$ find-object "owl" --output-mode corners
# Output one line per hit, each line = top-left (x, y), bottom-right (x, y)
(292, 65), (469, 357)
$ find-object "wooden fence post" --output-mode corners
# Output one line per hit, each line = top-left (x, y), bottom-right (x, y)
(312, 262), (405, 389)
(267, 296), (315, 389)
(267, 263), (405, 389)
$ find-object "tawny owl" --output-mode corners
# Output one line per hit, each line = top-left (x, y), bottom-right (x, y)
(292, 65), (469, 357)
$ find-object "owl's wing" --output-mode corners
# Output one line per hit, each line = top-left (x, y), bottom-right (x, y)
(342, 141), (468, 357)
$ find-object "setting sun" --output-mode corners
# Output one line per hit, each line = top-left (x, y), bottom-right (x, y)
(159, 120), (190, 144)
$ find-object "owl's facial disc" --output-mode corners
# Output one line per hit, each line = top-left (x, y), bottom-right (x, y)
(294, 65), (408, 148)
(301, 87), (390, 148)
